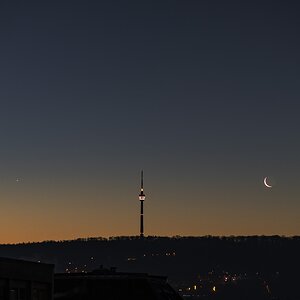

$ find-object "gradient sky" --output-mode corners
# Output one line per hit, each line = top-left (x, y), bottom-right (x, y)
(0, 1), (300, 243)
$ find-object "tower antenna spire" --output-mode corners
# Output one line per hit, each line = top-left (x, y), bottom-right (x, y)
(141, 170), (143, 189)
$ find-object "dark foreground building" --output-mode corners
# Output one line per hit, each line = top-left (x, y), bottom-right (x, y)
(0, 257), (54, 300)
(54, 267), (182, 300)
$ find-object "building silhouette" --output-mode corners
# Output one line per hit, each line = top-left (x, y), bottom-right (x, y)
(54, 266), (182, 300)
(0, 257), (54, 300)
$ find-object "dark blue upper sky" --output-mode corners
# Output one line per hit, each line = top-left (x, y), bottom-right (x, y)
(0, 1), (300, 242)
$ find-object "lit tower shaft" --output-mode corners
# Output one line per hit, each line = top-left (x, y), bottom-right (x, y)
(138, 170), (145, 237)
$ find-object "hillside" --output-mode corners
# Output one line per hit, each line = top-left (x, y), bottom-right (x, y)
(0, 235), (299, 282)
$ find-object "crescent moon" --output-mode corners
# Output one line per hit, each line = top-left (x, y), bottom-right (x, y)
(264, 177), (272, 188)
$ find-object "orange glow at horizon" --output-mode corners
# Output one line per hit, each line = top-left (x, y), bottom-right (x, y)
(0, 172), (299, 244)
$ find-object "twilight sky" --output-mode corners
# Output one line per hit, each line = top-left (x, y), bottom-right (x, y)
(0, 1), (300, 243)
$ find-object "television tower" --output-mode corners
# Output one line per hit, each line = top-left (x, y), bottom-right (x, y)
(138, 170), (145, 238)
